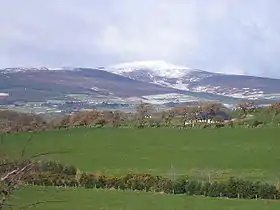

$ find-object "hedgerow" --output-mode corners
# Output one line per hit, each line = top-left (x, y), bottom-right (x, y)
(21, 163), (280, 200)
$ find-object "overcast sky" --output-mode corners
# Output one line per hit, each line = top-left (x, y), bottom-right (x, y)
(1, 0), (280, 78)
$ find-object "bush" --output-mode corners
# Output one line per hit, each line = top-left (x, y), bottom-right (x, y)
(36, 161), (64, 174)
(154, 176), (173, 193)
(173, 177), (187, 194)
(36, 161), (77, 175)
(21, 170), (280, 200)
(224, 177), (278, 199)
(62, 164), (77, 176)
(185, 180), (203, 195)
(248, 120), (263, 128)
(149, 120), (161, 128)
(79, 173), (97, 188)
(23, 172), (78, 187)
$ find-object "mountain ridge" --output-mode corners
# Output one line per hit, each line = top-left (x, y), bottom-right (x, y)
(1, 60), (278, 80)
(0, 61), (280, 108)
(105, 61), (280, 100)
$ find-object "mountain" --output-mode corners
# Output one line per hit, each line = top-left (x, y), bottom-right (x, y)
(0, 68), (177, 101)
(0, 67), (236, 105)
(0, 62), (279, 114)
(109, 60), (280, 100)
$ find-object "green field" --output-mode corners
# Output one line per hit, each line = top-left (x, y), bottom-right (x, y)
(3, 127), (280, 209)
(11, 187), (280, 210)
(2, 127), (280, 182)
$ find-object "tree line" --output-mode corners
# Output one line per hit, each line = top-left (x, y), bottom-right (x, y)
(0, 101), (280, 133)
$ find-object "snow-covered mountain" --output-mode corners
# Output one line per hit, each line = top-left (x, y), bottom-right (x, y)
(109, 60), (191, 78)
(1, 61), (280, 105)
(108, 60), (280, 100)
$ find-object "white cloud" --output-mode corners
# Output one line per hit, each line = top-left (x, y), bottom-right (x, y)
(0, 0), (280, 78)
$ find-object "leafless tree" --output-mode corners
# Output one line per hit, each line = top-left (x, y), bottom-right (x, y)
(199, 102), (223, 115)
(136, 103), (154, 127)
(161, 109), (176, 127)
(270, 102), (280, 120)
(109, 111), (124, 127)
(0, 110), (47, 134)
(236, 101), (256, 118)
(173, 106), (201, 127)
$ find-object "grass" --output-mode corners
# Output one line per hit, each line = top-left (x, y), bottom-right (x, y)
(11, 187), (280, 210)
(3, 127), (280, 209)
(2, 127), (280, 182)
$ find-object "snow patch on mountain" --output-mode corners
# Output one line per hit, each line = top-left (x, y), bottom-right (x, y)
(109, 60), (191, 78)
(106, 61), (280, 100)
(1, 61), (280, 102)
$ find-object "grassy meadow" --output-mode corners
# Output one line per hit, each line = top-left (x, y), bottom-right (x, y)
(2, 127), (280, 182)
(3, 126), (280, 209)
(11, 187), (280, 210)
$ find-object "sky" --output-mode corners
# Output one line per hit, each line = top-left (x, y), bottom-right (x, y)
(1, 0), (280, 78)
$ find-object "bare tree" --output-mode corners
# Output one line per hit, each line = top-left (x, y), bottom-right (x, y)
(199, 102), (223, 115)
(173, 106), (201, 127)
(236, 101), (256, 118)
(136, 103), (154, 127)
(111, 111), (125, 128)
(58, 110), (107, 128)
(161, 109), (176, 127)
(0, 110), (47, 133)
(270, 102), (280, 121)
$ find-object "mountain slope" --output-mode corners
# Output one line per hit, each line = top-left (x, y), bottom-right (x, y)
(0, 67), (235, 104)
(109, 61), (280, 100)
(0, 68), (173, 101)
(1, 62), (279, 108)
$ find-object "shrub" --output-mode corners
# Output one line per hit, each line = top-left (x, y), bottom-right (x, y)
(248, 120), (263, 128)
(224, 177), (278, 199)
(173, 177), (187, 194)
(184, 180), (202, 195)
(36, 161), (77, 175)
(62, 164), (77, 176)
(36, 161), (64, 174)
(149, 120), (161, 128)
(79, 173), (97, 188)
(21, 170), (280, 201)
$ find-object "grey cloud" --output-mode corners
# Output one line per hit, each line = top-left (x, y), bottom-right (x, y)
(0, 0), (280, 78)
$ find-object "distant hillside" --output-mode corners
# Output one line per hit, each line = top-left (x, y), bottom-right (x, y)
(0, 68), (239, 104)
(0, 63), (279, 110)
